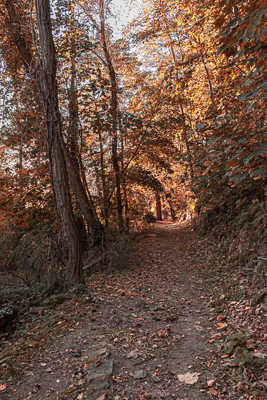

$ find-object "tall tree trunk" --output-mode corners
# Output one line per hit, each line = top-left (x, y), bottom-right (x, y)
(119, 117), (129, 230)
(163, 25), (194, 181)
(35, 0), (82, 283)
(98, 0), (123, 230)
(66, 6), (104, 245)
(4, 0), (103, 281)
(5, 0), (82, 284)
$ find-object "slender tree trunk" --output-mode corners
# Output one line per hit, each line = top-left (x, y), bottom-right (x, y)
(64, 152), (104, 245)
(119, 118), (129, 230)
(199, 51), (217, 110)
(168, 201), (176, 221)
(66, 7), (103, 244)
(164, 27), (194, 180)
(98, 0), (123, 230)
(155, 191), (162, 221)
(98, 127), (110, 226)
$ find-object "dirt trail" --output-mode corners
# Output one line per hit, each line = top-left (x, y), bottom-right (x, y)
(3, 221), (218, 400)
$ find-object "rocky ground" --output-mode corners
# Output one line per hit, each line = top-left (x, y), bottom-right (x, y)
(0, 221), (265, 400)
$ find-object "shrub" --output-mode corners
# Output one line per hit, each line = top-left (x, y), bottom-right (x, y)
(144, 212), (157, 223)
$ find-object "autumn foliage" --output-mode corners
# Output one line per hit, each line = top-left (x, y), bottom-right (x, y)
(0, 0), (266, 283)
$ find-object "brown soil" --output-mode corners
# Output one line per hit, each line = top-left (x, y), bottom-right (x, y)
(0, 221), (264, 399)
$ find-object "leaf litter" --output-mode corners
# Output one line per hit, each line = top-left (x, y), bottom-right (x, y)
(0, 221), (265, 399)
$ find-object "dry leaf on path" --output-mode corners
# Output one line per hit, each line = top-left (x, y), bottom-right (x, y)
(0, 384), (7, 392)
(177, 372), (200, 384)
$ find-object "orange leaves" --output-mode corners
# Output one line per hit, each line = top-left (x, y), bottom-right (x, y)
(157, 329), (165, 338)
(208, 386), (218, 396)
(217, 322), (228, 329)
(216, 314), (227, 322)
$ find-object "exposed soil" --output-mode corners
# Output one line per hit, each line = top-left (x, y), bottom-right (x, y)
(0, 221), (265, 400)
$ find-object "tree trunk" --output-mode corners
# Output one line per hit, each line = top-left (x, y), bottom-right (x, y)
(164, 27), (194, 181)
(167, 199), (176, 221)
(66, 7), (104, 245)
(5, 0), (82, 284)
(4, 0), (103, 282)
(35, 0), (82, 284)
(98, 127), (110, 226)
(99, 0), (123, 230)
(155, 191), (162, 221)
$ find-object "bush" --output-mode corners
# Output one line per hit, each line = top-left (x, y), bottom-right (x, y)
(0, 223), (64, 291)
(144, 212), (157, 223)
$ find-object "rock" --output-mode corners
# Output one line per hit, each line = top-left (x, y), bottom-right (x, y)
(168, 359), (179, 375)
(87, 359), (113, 389)
(251, 288), (267, 306)
(96, 394), (107, 400)
(130, 369), (147, 379)
(85, 345), (110, 361)
(86, 343), (113, 389)
(177, 372), (201, 384)
(127, 349), (139, 359)
(0, 305), (17, 331)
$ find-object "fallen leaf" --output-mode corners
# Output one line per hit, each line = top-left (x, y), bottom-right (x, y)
(217, 322), (227, 329)
(177, 372), (200, 384)
(209, 387), (218, 395)
(206, 361), (211, 367)
(207, 379), (216, 386)
(0, 384), (7, 392)
(216, 314), (226, 321)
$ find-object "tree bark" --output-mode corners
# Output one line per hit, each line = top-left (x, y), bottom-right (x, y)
(35, 0), (82, 284)
(98, 127), (110, 226)
(4, 0), (82, 284)
(155, 191), (162, 221)
(98, 0), (123, 230)
(66, 6), (104, 245)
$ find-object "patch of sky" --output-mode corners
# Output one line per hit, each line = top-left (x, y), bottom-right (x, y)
(109, 0), (144, 39)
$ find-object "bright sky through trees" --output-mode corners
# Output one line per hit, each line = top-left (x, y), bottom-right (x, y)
(110, 0), (144, 38)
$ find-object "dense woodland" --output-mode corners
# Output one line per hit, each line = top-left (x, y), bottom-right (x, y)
(0, 1), (266, 398)
(0, 0), (266, 287)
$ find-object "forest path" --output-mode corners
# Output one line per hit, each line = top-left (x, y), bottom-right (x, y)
(4, 221), (218, 400)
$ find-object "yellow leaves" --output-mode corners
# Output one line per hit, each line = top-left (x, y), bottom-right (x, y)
(175, 17), (183, 27)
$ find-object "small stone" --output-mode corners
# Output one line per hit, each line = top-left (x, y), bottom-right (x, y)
(96, 394), (106, 400)
(152, 375), (161, 383)
(130, 369), (147, 379)
(127, 349), (139, 359)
